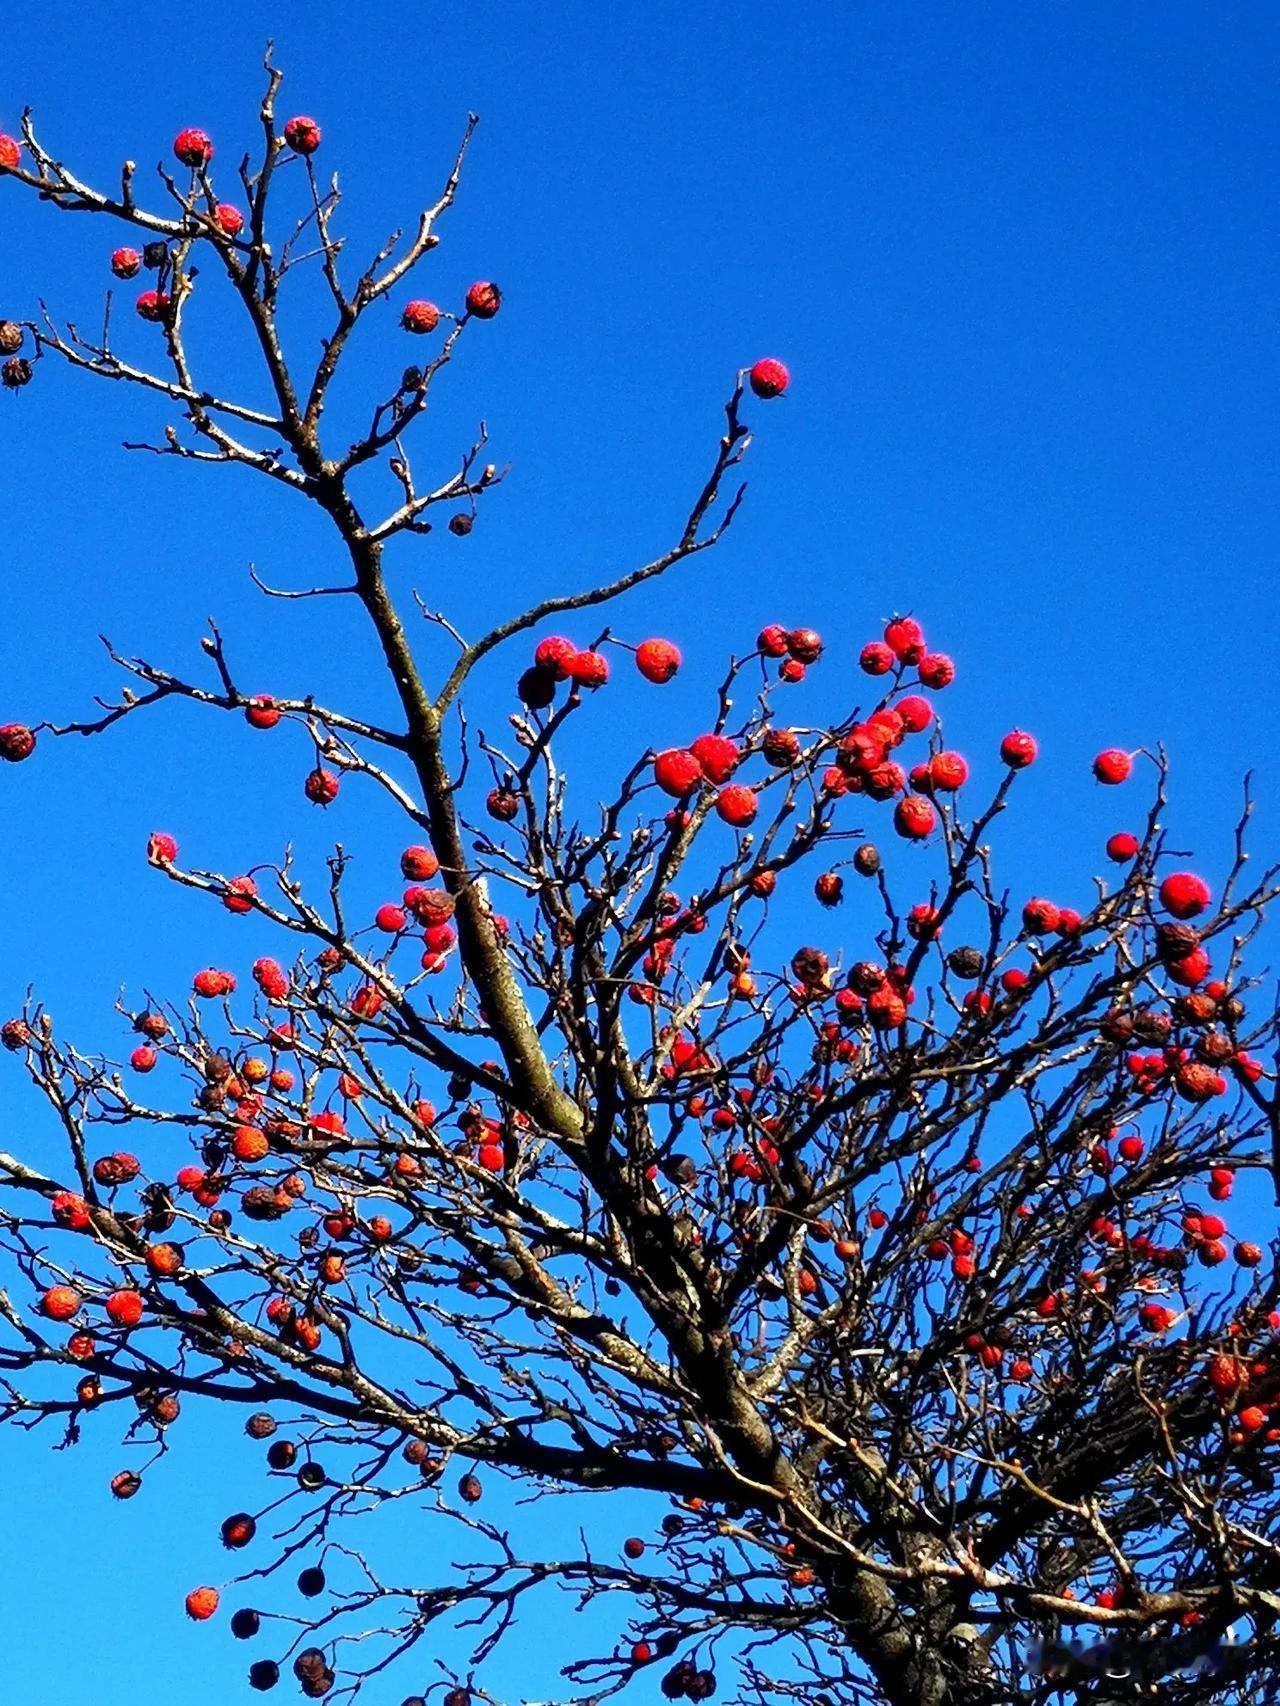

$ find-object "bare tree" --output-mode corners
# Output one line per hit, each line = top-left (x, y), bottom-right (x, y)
(1, 52), (1279, 1706)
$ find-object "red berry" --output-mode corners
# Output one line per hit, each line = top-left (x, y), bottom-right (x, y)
(1107, 832), (1140, 863)
(185, 1586), (220, 1621)
(786, 627), (823, 663)
(928, 751), (968, 791)
(173, 128), (214, 167)
(401, 300), (441, 334)
(567, 650), (609, 689)
(748, 357), (789, 398)
(917, 652), (955, 690)
(635, 639), (682, 683)
(105, 1289), (144, 1328)
(1160, 872), (1211, 919)
(0, 723), (36, 762)
(756, 623), (790, 657)
(223, 875), (257, 915)
(51, 1191), (91, 1229)
(690, 733), (740, 784)
(884, 617), (925, 664)
(1022, 897), (1060, 935)
(283, 115), (322, 155)
(147, 831), (178, 864)
(1000, 729), (1038, 768)
(304, 767), (340, 806)
(214, 203), (244, 236)
(1168, 947), (1210, 987)
(135, 290), (171, 323)
(0, 136), (21, 171)
(893, 796), (936, 841)
(859, 641), (894, 675)
(244, 694), (281, 729)
(867, 986), (907, 1028)
(41, 1285), (81, 1322)
(716, 785), (758, 827)
(1093, 749), (1132, 785)
(131, 1045), (157, 1073)
(1236, 1241), (1263, 1269)
(533, 635), (576, 679)
(466, 281), (502, 319)
(401, 845), (439, 881)
(375, 903), (407, 934)
(894, 695), (933, 734)
(111, 247), (141, 278)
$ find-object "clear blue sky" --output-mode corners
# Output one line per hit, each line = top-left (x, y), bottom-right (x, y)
(1, 4), (1278, 1702)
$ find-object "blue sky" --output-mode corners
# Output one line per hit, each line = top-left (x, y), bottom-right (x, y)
(1, 4), (1279, 1702)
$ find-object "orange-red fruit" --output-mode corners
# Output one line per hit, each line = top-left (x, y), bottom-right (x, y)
(635, 639), (682, 683)
(466, 281), (502, 318)
(893, 796), (935, 840)
(111, 247), (141, 278)
(283, 115), (322, 154)
(895, 695), (933, 734)
(304, 767), (340, 805)
(1022, 897), (1060, 935)
(787, 627), (822, 663)
(245, 695), (282, 729)
(233, 1127), (270, 1163)
(867, 987), (907, 1029)
(917, 652), (954, 689)
(884, 616), (925, 664)
(567, 649), (609, 689)
(690, 733), (740, 783)
(214, 203), (244, 236)
(1093, 749), (1132, 784)
(51, 1191), (91, 1231)
(748, 357), (789, 398)
(401, 300), (441, 334)
(860, 641), (894, 675)
(757, 623), (789, 657)
(185, 1586), (220, 1621)
(929, 751), (968, 791)
(1107, 832), (1140, 863)
(136, 290), (170, 322)
(173, 128), (214, 167)
(0, 136), (22, 171)
(716, 785), (758, 827)
(999, 729), (1037, 768)
(223, 875), (257, 914)
(41, 1285), (81, 1322)
(533, 635), (576, 678)
(1160, 872), (1211, 919)
(654, 749), (702, 797)
(401, 845), (440, 880)
(105, 1290), (144, 1328)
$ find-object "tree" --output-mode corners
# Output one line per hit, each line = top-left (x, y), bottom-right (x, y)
(1, 53), (1279, 1706)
